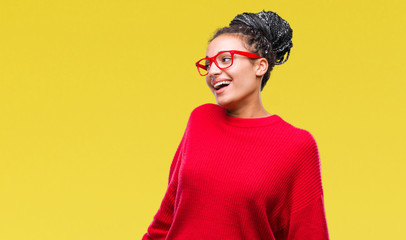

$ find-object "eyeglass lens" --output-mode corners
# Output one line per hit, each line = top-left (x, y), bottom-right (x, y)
(197, 52), (233, 76)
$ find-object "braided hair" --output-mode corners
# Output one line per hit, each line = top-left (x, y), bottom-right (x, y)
(210, 10), (293, 91)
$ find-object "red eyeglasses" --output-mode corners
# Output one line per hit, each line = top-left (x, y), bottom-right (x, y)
(195, 50), (262, 76)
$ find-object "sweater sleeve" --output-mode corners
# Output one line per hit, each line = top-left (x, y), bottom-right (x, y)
(142, 129), (187, 240)
(275, 132), (329, 240)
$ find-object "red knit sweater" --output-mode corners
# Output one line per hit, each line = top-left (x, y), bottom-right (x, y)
(143, 103), (329, 240)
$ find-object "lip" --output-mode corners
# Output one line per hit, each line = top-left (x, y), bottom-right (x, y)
(214, 82), (231, 94)
(211, 78), (232, 88)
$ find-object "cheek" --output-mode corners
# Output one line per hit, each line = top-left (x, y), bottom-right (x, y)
(230, 69), (256, 89)
(205, 77), (215, 92)
(205, 76), (211, 88)
(233, 80), (252, 95)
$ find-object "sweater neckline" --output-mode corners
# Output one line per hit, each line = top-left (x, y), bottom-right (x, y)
(215, 105), (282, 128)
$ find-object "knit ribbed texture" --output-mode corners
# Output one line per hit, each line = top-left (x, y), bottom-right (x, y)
(143, 103), (329, 240)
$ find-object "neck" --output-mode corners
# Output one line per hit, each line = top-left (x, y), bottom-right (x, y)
(224, 95), (271, 119)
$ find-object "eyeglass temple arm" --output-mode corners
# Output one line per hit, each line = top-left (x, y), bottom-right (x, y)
(196, 62), (207, 70)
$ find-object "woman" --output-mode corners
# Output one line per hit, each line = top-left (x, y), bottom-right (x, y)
(143, 10), (329, 240)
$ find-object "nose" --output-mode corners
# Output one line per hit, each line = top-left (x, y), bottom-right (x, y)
(207, 61), (222, 78)
(206, 63), (221, 87)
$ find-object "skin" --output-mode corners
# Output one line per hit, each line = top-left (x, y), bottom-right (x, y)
(205, 34), (272, 118)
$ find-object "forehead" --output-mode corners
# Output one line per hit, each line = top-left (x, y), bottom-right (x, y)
(206, 34), (248, 57)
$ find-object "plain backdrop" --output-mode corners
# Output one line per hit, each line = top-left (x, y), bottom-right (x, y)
(0, 0), (405, 239)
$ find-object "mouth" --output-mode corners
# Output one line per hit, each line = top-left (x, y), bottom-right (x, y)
(213, 81), (231, 94)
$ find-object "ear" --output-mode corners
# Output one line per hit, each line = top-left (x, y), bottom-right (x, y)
(255, 58), (268, 77)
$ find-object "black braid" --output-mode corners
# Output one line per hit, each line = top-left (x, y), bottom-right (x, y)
(209, 10), (293, 91)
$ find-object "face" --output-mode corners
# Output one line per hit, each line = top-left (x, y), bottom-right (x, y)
(205, 34), (265, 110)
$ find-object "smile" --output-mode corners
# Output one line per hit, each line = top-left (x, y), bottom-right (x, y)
(214, 81), (231, 94)
(213, 81), (231, 90)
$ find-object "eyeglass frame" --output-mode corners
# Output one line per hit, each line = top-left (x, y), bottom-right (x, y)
(195, 50), (262, 76)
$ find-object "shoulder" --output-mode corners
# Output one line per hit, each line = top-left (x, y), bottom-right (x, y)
(188, 103), (223, 120)
(281, 121), (320, 170)
(183, 103), (223, 129)
(277, 117), (318, 150)
(191, 103), (222, 115)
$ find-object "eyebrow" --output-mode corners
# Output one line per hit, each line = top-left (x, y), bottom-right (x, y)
(206, 50), (227, 58)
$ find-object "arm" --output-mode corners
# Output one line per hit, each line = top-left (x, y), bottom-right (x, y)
(283, 194), (329, 239)
(276, 132), (329, 240)
(142, 131), (187, 240)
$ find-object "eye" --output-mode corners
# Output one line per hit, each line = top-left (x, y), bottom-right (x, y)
(205, 61), (211, 70)
(220, 57), (232, 63)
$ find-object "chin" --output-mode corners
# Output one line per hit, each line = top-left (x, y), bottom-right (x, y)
(216, 98), (238, 111)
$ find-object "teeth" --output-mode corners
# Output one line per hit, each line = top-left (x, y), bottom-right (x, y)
(213, 81), (231, 89)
